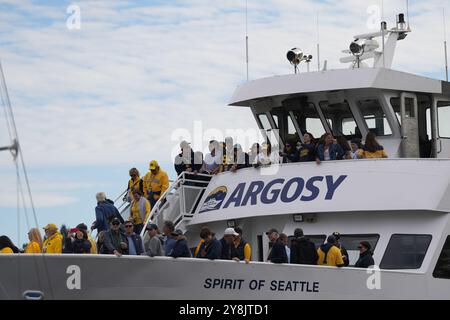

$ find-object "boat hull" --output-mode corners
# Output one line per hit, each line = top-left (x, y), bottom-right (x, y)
(0, 254), (443, 300)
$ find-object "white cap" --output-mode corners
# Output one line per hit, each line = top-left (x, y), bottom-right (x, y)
(224, 227), (239, 236)
(180, 140), (190, 149)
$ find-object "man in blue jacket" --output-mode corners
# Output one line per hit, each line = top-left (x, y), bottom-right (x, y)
(91, 192), (124, 233)
(124, 221), (145, 256)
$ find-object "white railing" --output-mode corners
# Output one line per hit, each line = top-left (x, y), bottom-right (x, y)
(139, 172), (212, 236)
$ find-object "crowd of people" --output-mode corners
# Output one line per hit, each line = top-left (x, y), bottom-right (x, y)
(0, 131), (382, 270)
(0, 217), (375, 269)
(173, 131), (387, 177)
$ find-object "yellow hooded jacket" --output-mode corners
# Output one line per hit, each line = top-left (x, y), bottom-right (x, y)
(43, 232), (63, 254)
(25, 241), (41, 254)
(143, 169), (169, 201)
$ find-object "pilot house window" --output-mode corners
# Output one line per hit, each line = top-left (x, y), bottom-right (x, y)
(438, 101), (450, 138)
(357, 99), (392, 136)
(433, 236), (450, 279)
(380, 234), (432, 269)
(319, 101), (360, 137)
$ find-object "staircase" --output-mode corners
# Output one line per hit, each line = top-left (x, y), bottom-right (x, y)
(115, 172), (212, 236)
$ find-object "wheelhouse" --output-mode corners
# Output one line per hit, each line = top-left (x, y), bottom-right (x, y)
(229, 68), (450, 159)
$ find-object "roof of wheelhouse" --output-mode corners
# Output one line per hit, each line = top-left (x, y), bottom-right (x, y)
(229, 68), (450, 107)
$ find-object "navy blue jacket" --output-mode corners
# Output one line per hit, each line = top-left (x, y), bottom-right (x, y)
(268, 239), (288, 263)
(354, 250), (375, 268)
(64, 238), (91, 254)
(316, 144), (345, 161)
(94, 201), (123, 232)
(170, 238), (191, 258)
(127, 233), (144, 255)
(202, 238), (222, 260)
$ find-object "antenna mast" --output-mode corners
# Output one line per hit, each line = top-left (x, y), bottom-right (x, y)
(444, 8), (449, 81)
(245, 0), (249, 81)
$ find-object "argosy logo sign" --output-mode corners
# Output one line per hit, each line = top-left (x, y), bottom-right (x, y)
(199, 175), (347, 213)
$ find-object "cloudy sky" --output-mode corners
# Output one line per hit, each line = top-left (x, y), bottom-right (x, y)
(0, 0), (449, 246)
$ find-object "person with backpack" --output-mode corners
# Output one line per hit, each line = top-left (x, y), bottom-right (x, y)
(290, 228), (318, 265)
(317, 235), (345, 267)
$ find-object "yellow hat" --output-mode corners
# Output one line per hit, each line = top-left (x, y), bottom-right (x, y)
(149, 160), (158, 170)
(43, 223), (58, 230)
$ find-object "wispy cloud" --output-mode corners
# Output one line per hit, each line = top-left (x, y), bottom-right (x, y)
(0, 0), (449, 241)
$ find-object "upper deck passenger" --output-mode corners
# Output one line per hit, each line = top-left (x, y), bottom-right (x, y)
(359, 132), (388, 159)
(298, 133), (316, 162)
(174, 140), (195, 176)
(315, 133), (345, 164)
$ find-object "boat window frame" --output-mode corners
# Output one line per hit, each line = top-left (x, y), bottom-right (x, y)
(290, 102), (330, 139)
(356, 98), (394, 137)
(437, 100), (450, 139)
(318, 100), (361, 138)
(380, 233), (432, 270)
(287, 234), (326, 249)
(337, 233), (380, 266)
(432, 235), (450, 279)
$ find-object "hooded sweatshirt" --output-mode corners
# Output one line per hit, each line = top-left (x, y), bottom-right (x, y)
(317, 243), (344, 267)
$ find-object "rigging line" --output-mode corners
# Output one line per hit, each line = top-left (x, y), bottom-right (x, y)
(0, 61), (54, 299)
(1, 91), (13, 140)
(16, 159), (22, 299)
(16, 162), (44, 293)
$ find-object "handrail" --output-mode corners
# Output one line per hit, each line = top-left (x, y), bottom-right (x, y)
(113, 178), (176, 217)
(139, 172), (212, 236)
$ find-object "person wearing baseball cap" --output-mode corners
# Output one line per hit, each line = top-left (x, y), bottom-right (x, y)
(144, 223), (163, 257)
(142, 159), (169, 209)
(317, 235), (345, 267)
(174, 140), (195, 176)
(233, 227), (252, 264)
(42, 223), (63, 254)
(354, 241), (375, 268)
(332, 231), (350, 266)
(220, 228), (239, 260)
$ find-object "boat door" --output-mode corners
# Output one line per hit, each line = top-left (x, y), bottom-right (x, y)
(432, 95), (450, 158)
(399, 92), (420, 157)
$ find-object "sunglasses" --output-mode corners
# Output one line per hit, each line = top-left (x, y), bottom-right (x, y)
(357, 246), (363, 249)
(125, 225), (133, 228)
(112, 222), (120, 226)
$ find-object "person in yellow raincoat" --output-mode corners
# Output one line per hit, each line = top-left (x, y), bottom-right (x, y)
(0, 235), (18, 253)
(25, 228), (42, 253)
(128, 189), (151, 235)
(143, 160), (169, 208)
(42, 223), (63, 254)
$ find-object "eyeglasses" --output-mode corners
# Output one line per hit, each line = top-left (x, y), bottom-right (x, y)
(125, 225), (133, 228)
(357, 246), (363, 249)
(112, 222), (120, 226)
